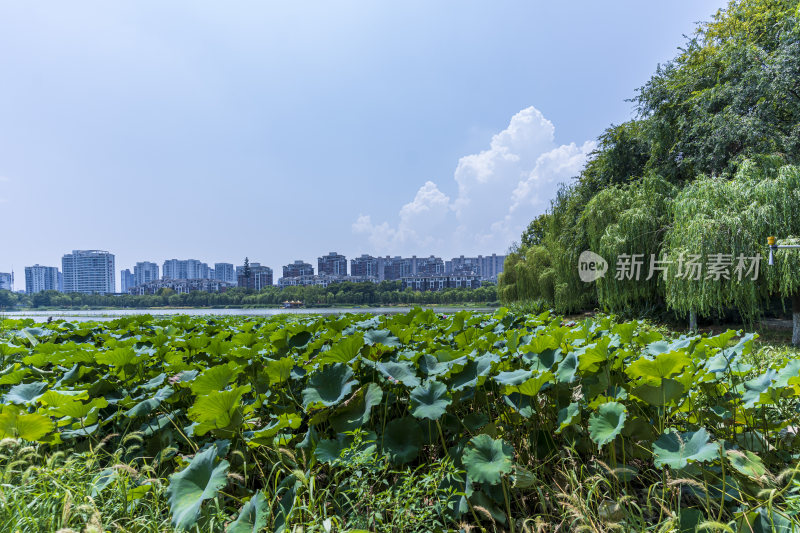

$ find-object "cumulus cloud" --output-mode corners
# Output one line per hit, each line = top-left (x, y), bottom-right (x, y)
(353, 106), (595, 256)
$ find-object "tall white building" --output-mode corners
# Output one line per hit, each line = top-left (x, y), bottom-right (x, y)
(134, 262), (159, 287)
(25, 265), (60, 294)
(62, 250), (115, 294)
(120, 269), (135, 293)
(214, 263), (236, 284)
(162, 259), (210, 280)
(0, 272), (13, 291)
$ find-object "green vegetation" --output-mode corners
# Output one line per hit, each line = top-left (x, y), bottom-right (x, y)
(499, 0), (800, 339)
(2, 309), (800, 531)
(0, 281), (498, 311)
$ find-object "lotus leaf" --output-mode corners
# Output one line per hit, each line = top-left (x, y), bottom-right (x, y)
(652, 428), (718, 469)
(588, 402), (626, 448)
(462, 434), (514, 485)
(167, 445), (230, 529)
(383, 416), (422, 464)
(410, 381), (451, 420)
(301, 363), (357, 408)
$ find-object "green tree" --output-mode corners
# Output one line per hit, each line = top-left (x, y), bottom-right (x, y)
(663, 159), (800, 342)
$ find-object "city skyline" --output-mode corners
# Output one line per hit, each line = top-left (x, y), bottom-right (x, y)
(0, 2), (724, 289)
(3, 249), (505, 293)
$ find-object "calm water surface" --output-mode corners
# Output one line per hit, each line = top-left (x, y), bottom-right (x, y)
(2, 307), (496, 322)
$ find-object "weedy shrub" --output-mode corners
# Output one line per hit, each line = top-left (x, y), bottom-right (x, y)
(1, 309), (800, 532)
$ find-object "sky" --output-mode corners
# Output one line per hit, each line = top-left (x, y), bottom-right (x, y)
(0, 1), (725, 291)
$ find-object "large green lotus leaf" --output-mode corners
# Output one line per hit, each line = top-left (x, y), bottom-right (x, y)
(227, 491), (269, 533)
(449, 358), (493, 391)
(521, 334), (557, 355)
(126, 386), (175, 417)
(4, 381), (48, 404)
(741, 370), (777, 408)
(364, 329), (401, 348)
(0, 405), (53, 441)
(410, 381), (451, 421)
(774, 359), (800, 388)
(578, 337), (616, 373)
(248, 413), (302, 446)
(95, 347), (141, 367)
(556, 402), (580, 434)
(522, 347), (560, 372)
(418, 354), (453, 377)
(588, 402), (626, 448)
(631, 378), (685, 406)
(264, 357), (294, 385)
(329, 383), (383, 432)
(190, 363), (242, 395)
(726, 449), (767, 479)
(0, 342), (25, 358)
(493, 369), (532, 387)
(463, 434), (513, 485)
(611, 322), (637, 344)
(188, 385), (250, 428)
(0, 367), (32, 386)
(556, 351), (579, 383)
(376, 360), (420, 388)
(463, 412), (489, 432)
(652, 428), (718, 469)
(383, 416), (422, 464)
(626, 351), (691, 385)
(318, 334), (364, 365)
(314, 439), (343, 464)
(167, 445), (230, 530)
(302, 364), (358, 409)
(503, 393), (534, 419)
(288, 329), (312, 349)
(139, 373), (166, 391)
(514, 371), (553, 397)
(43, 393), (108, 419)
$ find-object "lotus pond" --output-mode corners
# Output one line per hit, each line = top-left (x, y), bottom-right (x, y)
(2, 309), (800, 532)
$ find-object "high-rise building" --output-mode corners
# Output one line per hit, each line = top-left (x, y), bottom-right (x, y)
(447, 256), (482, 276)
(0, 272), (14, 291)
(237, 262), (273, 290)
(415, 255), (445, 276)
(379, 256), (405, 281)
(162, 259), (210, 280)
(134, 262), (159, 287)
(62, 250), (115, 294)
(214, 263), (236, 284)
(351, 255), (379, 278)
(479, 254), (505, 280)
(445, 254), (505, 280)
(120, 269), (135, 293)
(283, 260), (314, 278)
(25, 265), (60, 294)
(318, 252), (347, 277)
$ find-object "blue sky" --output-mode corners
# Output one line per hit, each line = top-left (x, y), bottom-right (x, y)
(0, 1), (724, 290)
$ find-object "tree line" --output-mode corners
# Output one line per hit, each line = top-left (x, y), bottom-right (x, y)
(499, 0), (800, 340)
(0, 281), (498, 309)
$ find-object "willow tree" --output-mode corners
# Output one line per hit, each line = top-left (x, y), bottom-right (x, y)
(663, 158), (800, 341)
(578, 175), (675, 314)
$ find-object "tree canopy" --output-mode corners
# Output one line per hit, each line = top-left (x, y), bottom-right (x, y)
(500, 0), (800, 326)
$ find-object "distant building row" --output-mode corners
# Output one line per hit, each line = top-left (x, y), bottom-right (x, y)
(10, 250), (503, 295)
(277, 253), (504, 288)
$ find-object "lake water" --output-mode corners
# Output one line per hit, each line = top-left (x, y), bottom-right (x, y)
(1, 306), (496, 322)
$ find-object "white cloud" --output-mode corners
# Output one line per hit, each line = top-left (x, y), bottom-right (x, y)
(353, 106), (595, 256)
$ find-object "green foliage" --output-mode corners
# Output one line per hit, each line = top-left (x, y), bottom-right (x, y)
(502, 0), (800, 324)
(166, 445), (230, 529)
(1, 310), (800, 530)
(664, 160), (800, 321)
